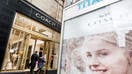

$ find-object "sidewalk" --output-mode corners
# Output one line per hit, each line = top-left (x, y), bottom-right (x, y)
(0, 69), (43, 74)
(0, 69), (57, 74)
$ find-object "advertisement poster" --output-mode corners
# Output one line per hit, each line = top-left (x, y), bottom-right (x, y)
(59, 0), (132, 74)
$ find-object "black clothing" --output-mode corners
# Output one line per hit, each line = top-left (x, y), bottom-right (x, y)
(30, 53), (38, 74)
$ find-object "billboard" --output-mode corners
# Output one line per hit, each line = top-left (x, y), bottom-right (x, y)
(63, 0), (121, 20)
(59, 0), (132, 74)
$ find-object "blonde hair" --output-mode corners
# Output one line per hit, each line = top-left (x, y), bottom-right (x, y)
(83, 32), (132, 50)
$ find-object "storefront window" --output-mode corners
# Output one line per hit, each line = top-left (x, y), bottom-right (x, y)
(2, 13), (60, 72)
(49, 43), (59, 69)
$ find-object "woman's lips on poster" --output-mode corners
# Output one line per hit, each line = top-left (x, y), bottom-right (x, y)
(91, 69), (107, 74)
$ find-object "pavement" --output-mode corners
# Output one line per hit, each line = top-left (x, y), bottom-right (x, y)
(0, 70), (57, 74)
(0, 71), (38, 74)
(0, 70), (44, 74)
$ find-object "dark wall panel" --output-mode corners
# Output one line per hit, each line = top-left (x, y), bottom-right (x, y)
(0, 0), (8, 5)
(46, 70), (57, 74)
(0, 3), (15, 69)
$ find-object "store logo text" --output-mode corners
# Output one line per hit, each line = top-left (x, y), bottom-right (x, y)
(77, 0), (103, 10)
(35, 13), (56, 26)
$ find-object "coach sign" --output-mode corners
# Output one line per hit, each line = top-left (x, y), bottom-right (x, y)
(31, 9), (61, 33)
(35, 13), (56, 26)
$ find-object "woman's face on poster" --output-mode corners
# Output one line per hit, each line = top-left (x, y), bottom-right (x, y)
(82, 38), (129, 74)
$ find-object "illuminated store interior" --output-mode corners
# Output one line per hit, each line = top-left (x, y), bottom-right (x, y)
(2, 13), (60, 72)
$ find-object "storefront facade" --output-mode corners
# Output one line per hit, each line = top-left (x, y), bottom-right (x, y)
(0, 0), (61, 73)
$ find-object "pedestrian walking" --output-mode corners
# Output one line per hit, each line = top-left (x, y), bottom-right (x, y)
(37, 55), (45, 74)
(30, 51), (39, 74)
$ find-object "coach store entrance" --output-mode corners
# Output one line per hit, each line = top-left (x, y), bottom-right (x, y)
(2, 13), (60, 72)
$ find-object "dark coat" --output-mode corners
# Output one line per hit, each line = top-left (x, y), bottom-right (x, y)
(30, 53), (38, 68)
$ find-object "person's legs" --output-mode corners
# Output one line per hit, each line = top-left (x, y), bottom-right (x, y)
(30, 66), (35, 74)
(36, 68), (40, 74)
(40, 67), (44, 74)
(50, 62), (53, 69)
